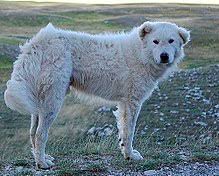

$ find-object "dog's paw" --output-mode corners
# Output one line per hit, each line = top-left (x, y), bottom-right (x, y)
(45, 159), (55, 167)
(36, 159), (54, 170)
(125, 150), (143, 160)
(45, 154), (55, 161)
(36, 161), (50, 170)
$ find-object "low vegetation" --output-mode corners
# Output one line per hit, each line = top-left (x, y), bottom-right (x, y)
(0, 1), (218, 175)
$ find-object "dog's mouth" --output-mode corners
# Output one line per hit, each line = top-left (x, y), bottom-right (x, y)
(160, 62), (172, 67)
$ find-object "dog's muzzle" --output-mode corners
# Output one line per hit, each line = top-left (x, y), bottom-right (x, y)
(160, 52), (169, 64)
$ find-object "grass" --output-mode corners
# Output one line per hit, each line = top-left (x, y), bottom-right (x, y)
(0, 55), (13, 69)
(192, 152), (219, 162)
(0, 36), (22, 45)
(1, 63), (218, 174)
(0, 1), (218, 175)
(181, 57), (219, 69)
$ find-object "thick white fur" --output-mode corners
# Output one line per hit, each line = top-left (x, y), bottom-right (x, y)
(4, 21), (190, 169)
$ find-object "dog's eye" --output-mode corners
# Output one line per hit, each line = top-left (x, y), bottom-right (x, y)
(169, 39), (174, 44)
(153, 40), (159, 44)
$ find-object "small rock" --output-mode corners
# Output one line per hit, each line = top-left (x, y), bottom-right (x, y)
(164, 96), (168, 100)
(185, 95), (191, 98)
(201, 112), (207, 116)
(170, 110), (178, 114)
(144, 169), (157, 175)
(174, 103), (179, 106)
(87, 124), (114, 138)
(5, 165), (11, 171)
(16, 166), (23, 172)
(160, 117), (164, 121)
(141, 131), (146, 135)
(144, 126), (148, 130)
(203, 99), (210, 104)
(193, 164), (198, 169)
(153, 128), (160, 132)
(215, 104), (219, 109)
(213, 112), (219, 118)
(166, 123), (171, 127)
(159, 112), (164, 116)
(36, 171), (43, 176)
(154, 110), (159, 114)
(202, 136), (212, 144)
(185, 109), (190, 112)
(97, 106), (111, 112)
(179, 154), (190, 161)
(208, 83), (215, 87)
(103, 125), (113, 136)
(154, 105), (160, 109)
(194, 121), (208, 127)
(178, 151), (186, 155)
(87, 127), (96, 135)
(180, 117), (185, 121)
(163, 166), (169, 170)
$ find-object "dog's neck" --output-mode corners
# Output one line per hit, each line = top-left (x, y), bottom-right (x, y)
(147, 62), (176, 82)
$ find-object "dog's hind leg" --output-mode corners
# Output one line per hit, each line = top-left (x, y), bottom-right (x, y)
(34, 110), (57, 169)
(31, 44), (72, 169)
(33, 76), (70, 169)
(30, 114), (38, 151)
(30, 114), (54, 164)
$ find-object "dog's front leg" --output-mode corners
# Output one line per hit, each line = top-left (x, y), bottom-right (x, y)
(113, 101), (143, 160)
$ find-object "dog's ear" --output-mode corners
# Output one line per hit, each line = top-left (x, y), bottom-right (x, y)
(139, 21), (153, 40)
(178, 27), (190, 45)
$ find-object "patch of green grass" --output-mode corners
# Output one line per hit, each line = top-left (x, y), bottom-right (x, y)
(0, 36), (21, 45)
(0, 68), (11, 84)
(181, 57), (219, 69)
(0, 11), (121, 32)
(12, 159), (31, 167)
(0, 14), (72, 27)
(0, 55), (13, 69)
(192, 152), (219, 162)
(57, 11), (122, 32)
(140, 159), (163, 170)
(58, 11), (110, 21)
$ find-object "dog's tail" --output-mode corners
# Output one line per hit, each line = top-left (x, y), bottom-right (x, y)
(4, 23), (57, 115)
(4, 50), (40, 115)
(4, 78), (38, 115)
(4, 40), (42, 115)
(4, 23), (66, 115)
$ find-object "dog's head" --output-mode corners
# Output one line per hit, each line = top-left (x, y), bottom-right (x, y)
(138, 21), (190, 65)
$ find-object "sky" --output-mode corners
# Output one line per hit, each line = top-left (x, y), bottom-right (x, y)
(3, 0), (219, 4)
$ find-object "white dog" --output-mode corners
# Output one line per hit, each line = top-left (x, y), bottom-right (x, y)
(4, 21), (190, 169)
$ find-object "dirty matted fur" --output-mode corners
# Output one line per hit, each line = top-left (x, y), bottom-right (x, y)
(4, 21), (190, 169)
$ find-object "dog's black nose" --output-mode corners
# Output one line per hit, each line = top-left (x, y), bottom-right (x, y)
(160, 53), (169, 63)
